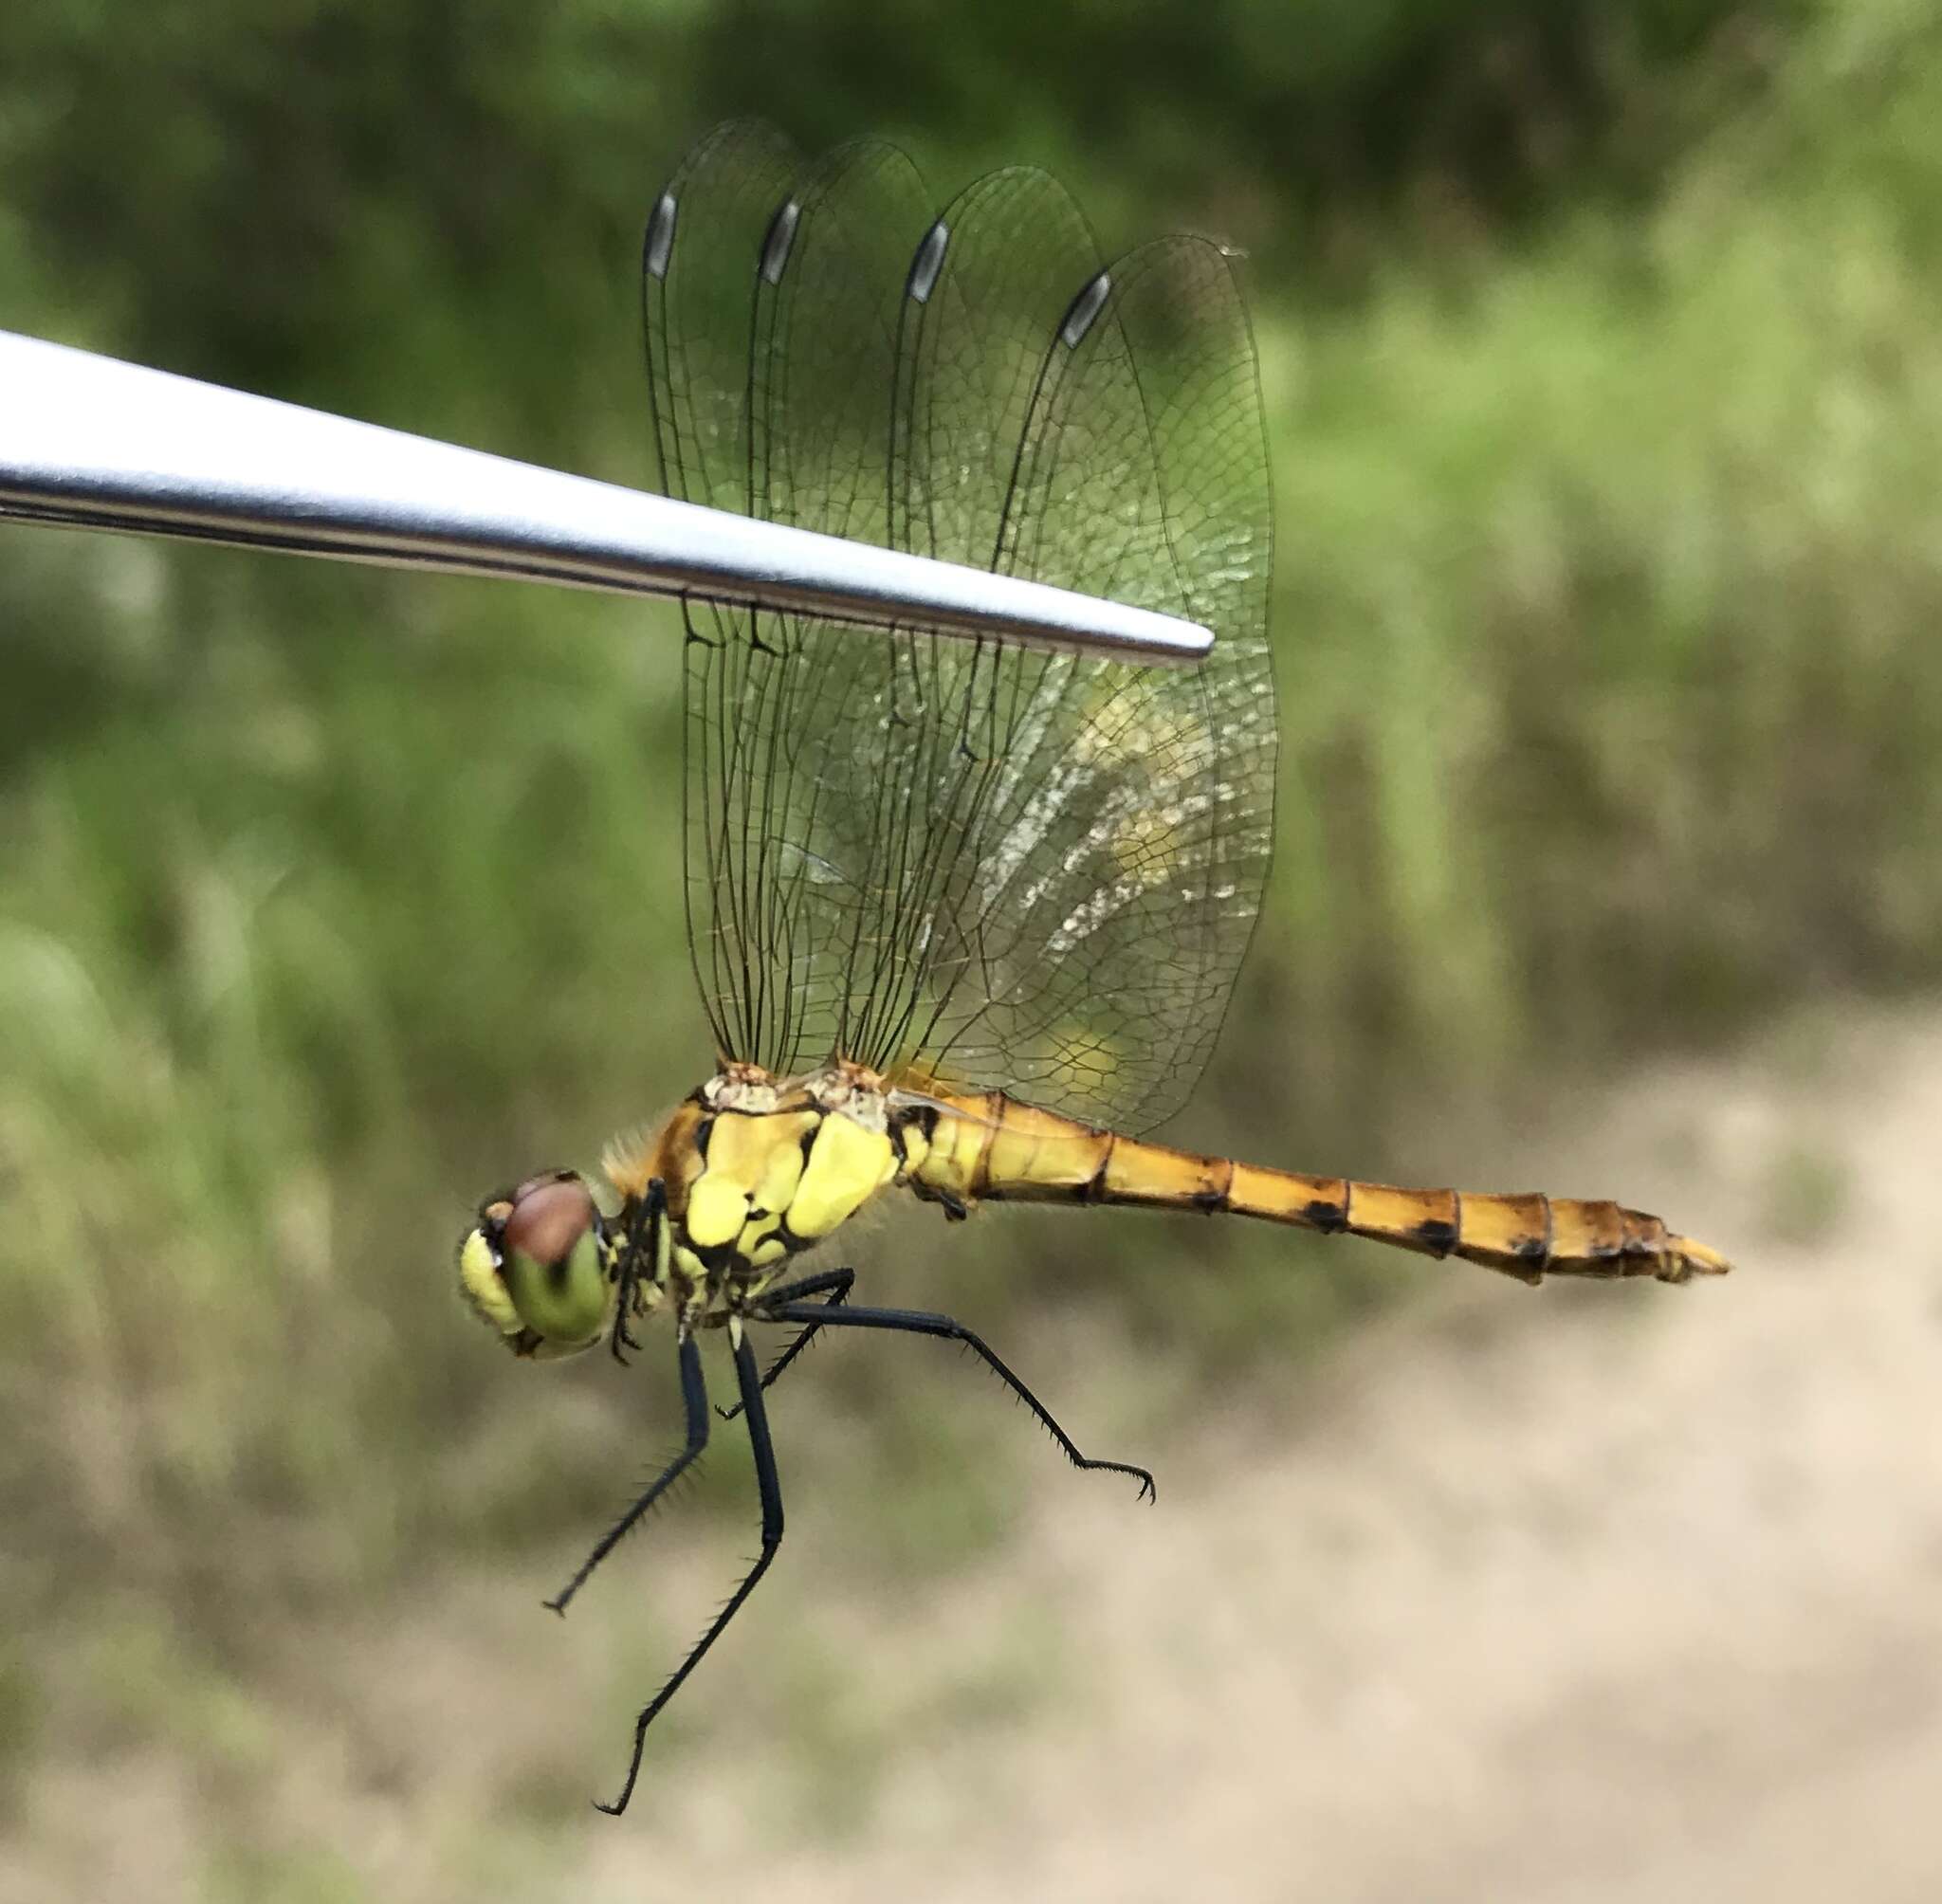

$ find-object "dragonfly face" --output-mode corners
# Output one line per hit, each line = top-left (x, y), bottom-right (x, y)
(457, 1168), (617, 1360)
(452, 120), (1731, 1817)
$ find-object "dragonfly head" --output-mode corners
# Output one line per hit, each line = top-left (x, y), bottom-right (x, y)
(457, 1169), (614, 1360)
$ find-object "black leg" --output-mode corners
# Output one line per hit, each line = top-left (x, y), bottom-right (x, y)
(715, 1267), (855, 1421)
(608, 1244), (642, 1365)
(763, 1297), (1155, 1502)
(595, 1326), (784, 1816)
(547, 1329), (707, 1617)
(608, 1179), (665, 1366)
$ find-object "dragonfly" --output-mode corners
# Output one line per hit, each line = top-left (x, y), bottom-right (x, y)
(455, 120), (1732, 1816)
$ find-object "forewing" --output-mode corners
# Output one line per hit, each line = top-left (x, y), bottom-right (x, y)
(647, 125), (935, 1065)
(645, 130), (1274, 1131)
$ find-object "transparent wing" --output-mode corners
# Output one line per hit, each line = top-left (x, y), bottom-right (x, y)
(645, 124), (1274, 1133)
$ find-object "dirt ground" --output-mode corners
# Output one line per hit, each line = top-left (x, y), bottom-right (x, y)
(11, 1003), (1942, 1900)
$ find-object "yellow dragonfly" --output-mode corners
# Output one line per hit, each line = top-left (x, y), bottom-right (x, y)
(457, 121), (1731, 1815)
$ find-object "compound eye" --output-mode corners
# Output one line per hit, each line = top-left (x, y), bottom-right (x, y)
(456, 1171), (612, 1359)
(504, 1173), (597, 1270)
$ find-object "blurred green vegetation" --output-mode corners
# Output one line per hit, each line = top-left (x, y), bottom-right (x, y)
(4, 0), (1942, 1840)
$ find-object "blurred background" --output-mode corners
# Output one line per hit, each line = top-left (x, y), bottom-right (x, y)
(6, 0), (1942, 1896)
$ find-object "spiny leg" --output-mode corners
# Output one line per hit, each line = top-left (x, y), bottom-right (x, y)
(716, 1267), (854, 1422)
(548, 1328), (707, 1617)
(764, 1295), (1156, 1502)
(596, 1326), (784, 1817)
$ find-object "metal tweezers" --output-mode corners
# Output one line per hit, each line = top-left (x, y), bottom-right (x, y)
(0, 329), (1210, 663)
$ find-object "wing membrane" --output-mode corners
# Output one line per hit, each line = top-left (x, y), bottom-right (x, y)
(645, 125), (1274, 1132)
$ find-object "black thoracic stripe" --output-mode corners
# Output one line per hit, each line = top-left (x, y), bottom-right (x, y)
(969, 1096), (999, 1195)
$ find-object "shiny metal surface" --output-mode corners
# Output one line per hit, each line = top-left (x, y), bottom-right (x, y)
(0, 330), (1212, 662)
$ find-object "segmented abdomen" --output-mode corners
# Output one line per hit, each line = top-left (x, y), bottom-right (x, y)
(907, 1091), (1731, 1284)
